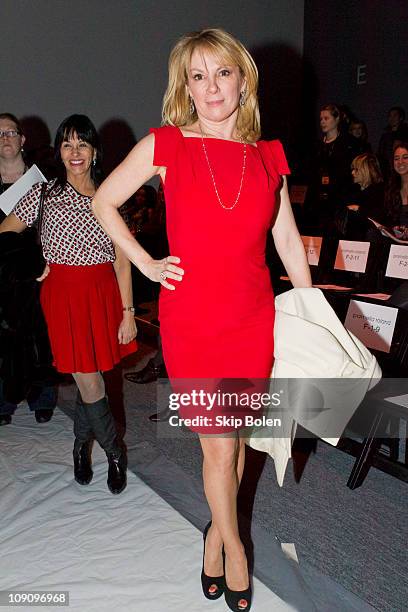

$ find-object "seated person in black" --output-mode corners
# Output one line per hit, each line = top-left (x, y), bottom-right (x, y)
(385, 142), (408, 239)
(349, 119), (371, 153)
(348, 153), (385, 222)
(378, 107), (408, 180)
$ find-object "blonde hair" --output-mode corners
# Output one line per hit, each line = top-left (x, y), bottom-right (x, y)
(351, 153), (383, 188)
(162, 28), (260, 143)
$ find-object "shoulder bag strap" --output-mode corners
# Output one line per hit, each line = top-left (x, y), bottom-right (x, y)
(37, 182), (48, 241)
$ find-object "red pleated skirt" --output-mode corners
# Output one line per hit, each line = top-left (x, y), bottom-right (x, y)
(40, 263), (137, 373)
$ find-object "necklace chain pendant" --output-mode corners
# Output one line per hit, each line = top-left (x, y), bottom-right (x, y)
(199, 125), (247, 210)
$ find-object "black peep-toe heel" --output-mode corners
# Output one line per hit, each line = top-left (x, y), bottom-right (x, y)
(201, 521), (225, 600)
(224, 554), (252, 611)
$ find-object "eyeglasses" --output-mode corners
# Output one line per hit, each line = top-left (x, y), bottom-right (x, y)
(0, 130), (20, 138)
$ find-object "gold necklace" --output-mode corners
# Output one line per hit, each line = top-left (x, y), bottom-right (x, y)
(199, 123), (247, 210)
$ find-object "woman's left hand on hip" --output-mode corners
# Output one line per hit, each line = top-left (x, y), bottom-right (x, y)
(36, 264), (50, 282)
(139, 255), (184, 290)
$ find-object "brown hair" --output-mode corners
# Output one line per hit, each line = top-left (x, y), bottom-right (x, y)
(0, 113), (23, 134)
(162, 28), (260, 143)
(385, 142), (408, 223)
(349, 120), (368, 142)
(320, 104), (341, 120)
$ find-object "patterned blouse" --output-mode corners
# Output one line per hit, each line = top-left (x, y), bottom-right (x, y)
(13, 180), (115, 265)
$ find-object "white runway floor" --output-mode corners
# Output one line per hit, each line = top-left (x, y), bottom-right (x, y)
(0, 406), (294, 612)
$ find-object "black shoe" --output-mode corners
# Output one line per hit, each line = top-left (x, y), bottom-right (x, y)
(224, 583), (252, 612)
(224, 554), (252, 612)
(34, 409), (54, 423)
(107, 451), (127, 494)
(82, 397), (127, 494)
(201, 521), (224, 600)
(0, 414), (12, 426)
(73, 439), (93, 485)
(125, 359), (167, 384)
(148, 406), (172, 422)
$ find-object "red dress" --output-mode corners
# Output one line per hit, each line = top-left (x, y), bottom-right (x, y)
(150, 127), (290, 433)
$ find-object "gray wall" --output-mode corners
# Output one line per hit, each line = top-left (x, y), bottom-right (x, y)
(1, 0), (304, 165)
(303, 0), (408, 150)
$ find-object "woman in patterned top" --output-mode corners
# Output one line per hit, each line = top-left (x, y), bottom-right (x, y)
(0, 114), (137, 495)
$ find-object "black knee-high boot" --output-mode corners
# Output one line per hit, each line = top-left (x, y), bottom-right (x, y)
(73, 395), (94, 486)
(82, 396), (127, 495)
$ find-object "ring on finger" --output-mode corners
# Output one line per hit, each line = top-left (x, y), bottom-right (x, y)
(160, 271), (167, 281)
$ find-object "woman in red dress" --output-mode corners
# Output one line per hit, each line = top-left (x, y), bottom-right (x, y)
(93, 29), (311, 610)
(0, 115), (137, 495)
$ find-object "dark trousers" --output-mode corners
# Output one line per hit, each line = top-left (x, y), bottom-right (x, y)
(0, 378), (57, 416)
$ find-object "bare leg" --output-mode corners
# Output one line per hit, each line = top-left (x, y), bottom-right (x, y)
(72, 372), (105, 403)
(199, 434), (249, 608)
(207, 438), (246, 551)
(237, 437), (246, 484)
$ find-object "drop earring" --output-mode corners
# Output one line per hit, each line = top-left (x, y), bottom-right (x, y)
(92, 158), (96, 167)
(189, 96), (195, 115)
(239, 91), (246, 107)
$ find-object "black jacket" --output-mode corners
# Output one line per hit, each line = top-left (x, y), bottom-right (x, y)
(0, 230), (56, 403)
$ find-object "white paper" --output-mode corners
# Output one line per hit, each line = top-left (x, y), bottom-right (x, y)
(334, 240), (371, 273)
(384, 394), (408, 409)
(385, 244), (408, 279)
(301, 235), (322, 266)
(344, 299), (398, 353)
(0, 164), (47, 215)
